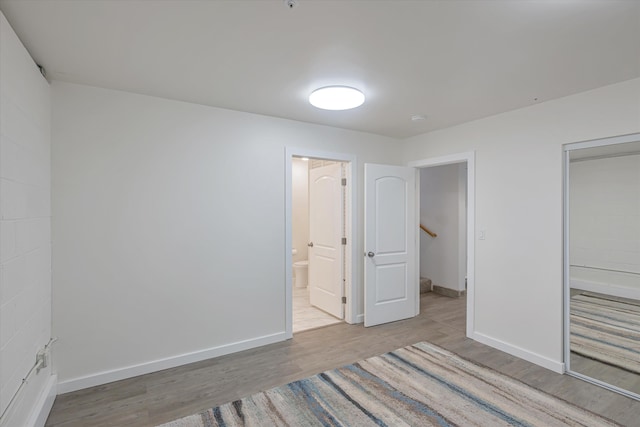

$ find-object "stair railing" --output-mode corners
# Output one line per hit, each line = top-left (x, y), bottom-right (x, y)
(420, 224), (437, 238)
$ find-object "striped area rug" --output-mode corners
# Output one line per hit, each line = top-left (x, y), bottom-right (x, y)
(158, 341), (617, 427)
(571, 293), (640, 374)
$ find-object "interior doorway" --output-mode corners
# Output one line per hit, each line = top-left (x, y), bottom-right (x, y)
(409, 152), (476, 337)
(418, 163), (467, 298)
(286, 150), (475, 338)
(292, 158), (346, 332)
(285, 148), (356, 338)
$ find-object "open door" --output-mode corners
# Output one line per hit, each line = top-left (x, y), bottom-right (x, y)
(364, 164), (418, 327)
(308, 163), (344, 319)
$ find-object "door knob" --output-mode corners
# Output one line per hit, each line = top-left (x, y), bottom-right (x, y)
(367, 251), (375, 258)
(308, 242), (314, 247)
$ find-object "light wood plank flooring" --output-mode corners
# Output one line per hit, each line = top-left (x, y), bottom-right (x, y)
(571, 352), (640, 396)
(569, 290), (640, 396)
(46, 293), (640, 426)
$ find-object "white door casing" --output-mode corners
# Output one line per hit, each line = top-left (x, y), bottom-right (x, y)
(309, 163), (344, 319)
(364, 163), (418, 327)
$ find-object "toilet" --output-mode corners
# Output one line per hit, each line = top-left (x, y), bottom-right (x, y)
(293, 260), (309, 288)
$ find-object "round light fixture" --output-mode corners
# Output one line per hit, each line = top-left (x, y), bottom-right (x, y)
(309, 86), (365, 110)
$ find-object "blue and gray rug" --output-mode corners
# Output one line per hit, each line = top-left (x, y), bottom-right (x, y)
(159, 341), (617, 426)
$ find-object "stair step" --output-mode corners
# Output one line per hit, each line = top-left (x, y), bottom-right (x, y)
(419, 277), (432, 294)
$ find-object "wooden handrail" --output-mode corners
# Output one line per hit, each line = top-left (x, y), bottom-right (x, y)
(420, 224), (437, 238)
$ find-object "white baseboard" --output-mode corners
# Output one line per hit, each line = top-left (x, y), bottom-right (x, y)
(355, 313), (364, 324)
(472, 332), (564, 374)
(29, 374), (57, 427)
(57, 332), (287, 394)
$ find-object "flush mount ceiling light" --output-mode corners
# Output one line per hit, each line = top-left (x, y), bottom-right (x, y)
(309, 86), (365, 111)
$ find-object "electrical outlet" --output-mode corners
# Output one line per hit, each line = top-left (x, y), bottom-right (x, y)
(36, 349), (47, 373)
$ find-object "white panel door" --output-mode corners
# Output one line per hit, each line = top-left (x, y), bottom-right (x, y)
(309, 163), (344, 319)
(364, 164), (418, 327)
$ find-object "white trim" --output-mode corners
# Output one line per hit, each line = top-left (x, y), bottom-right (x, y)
(343, 161), (354, 323)
(57, 332), (286, 394)
(472, 332), (565, 374)
(285, 148), (358, 330)
(408, 151), (476, 338)
(0, 372), (57, 427)
(458, 164), (467, 293)
(563, 150), (571, 371)
(414, 168), (421, 315)
(285, 153), (293, 338)
(29, 375), (57, 427)
(408, 152), (474, 168)
(355, 313), (364, 324)
(563, 132), (640, 152)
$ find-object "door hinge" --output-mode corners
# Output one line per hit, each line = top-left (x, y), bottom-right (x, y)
(341, 178), (347, 186)
(341, 296), (347, 304)
(341, 237), (347, 245)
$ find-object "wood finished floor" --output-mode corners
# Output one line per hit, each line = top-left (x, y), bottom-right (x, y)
(569, 290), (640, 396)
(571, 353), (640, 397)
(46, 293), (640, 426)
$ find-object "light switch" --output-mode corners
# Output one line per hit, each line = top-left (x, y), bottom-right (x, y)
(479, 230), (486, 240)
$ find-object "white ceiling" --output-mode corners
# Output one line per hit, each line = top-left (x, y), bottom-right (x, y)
(1, 0), (639, 138)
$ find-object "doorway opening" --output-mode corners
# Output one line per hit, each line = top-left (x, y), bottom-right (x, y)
(286, 150), (475, 337)
(418, 163), (467, 298)
(410, 152), (475, 338)
(292, 157), (346, 333)
(285, 148), (356, 338)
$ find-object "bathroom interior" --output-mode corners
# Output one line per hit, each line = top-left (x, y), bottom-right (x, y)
(565, 137), (640, 398)
(291, 156), (344, 333)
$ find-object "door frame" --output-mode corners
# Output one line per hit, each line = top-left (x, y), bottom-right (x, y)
(408, 151), (476, 338)
(285, 147), (357, 339)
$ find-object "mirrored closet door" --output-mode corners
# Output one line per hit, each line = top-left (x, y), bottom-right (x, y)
(564, 133), (640, 400)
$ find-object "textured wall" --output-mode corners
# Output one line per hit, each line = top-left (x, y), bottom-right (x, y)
(0, 11), (53, 426)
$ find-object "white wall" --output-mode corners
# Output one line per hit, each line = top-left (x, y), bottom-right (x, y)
(291, 158), (309, 264)
(0, 11), (54, 427)
(403, 78), (640, 370)
(570, 154), (640, 274)
(569, 153), (640, 297)
(419, 163), (466, 291)
(51, 81), (402, 390)
(50, 77), (640, 392)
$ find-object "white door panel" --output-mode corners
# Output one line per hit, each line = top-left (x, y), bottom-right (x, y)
(309, 163), (344, 319)
(364, 164), (418, 327)
(375, 264), (407, 302)
(375, 177), (408, 253)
